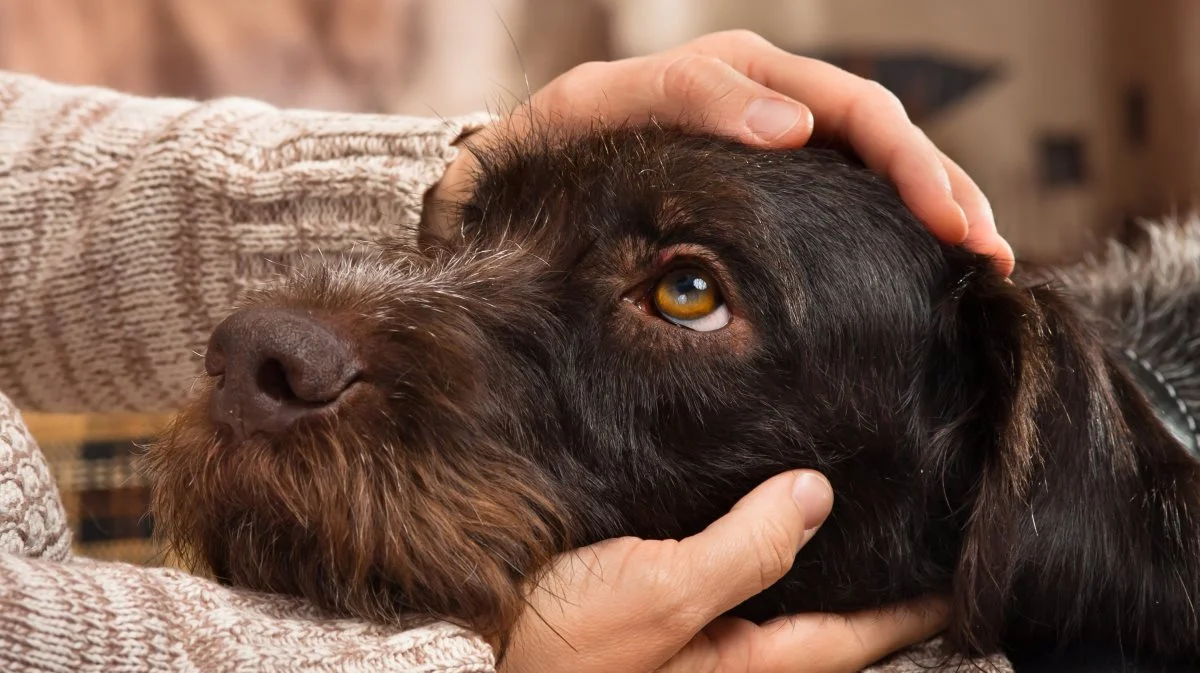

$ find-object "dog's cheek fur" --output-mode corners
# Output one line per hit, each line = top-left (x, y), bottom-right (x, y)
(144, 386), (568, 643)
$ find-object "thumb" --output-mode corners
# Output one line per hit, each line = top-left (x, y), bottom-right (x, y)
(675, 470), (834, 627)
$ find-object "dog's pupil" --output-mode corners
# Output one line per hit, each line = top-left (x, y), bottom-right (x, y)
(672, 273), (706, 303)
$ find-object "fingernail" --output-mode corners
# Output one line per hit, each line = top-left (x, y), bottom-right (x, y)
(746, 98), (806, 142)
(792, 472), (834, 533)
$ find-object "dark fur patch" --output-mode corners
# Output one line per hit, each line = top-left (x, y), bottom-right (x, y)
(145, 124), (1200, 667)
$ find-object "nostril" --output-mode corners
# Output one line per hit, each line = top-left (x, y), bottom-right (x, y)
(259, 353), (360, 405)
(251, 357), (356, 406)
(256, 358), (300, 404)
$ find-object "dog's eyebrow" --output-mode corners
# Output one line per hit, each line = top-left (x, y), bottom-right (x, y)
(647, 188), (754, 242)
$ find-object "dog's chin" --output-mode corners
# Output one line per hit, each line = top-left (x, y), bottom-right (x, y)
(141, 383), (575, 643)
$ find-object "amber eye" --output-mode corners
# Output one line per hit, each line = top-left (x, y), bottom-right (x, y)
(651, 268), (731, 332)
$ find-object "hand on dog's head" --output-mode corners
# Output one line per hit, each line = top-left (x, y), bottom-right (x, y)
(143, 123), (1200, 666)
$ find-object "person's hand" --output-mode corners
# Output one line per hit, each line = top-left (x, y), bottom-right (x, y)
(499, 470), (949, 673)
(427, 30), (1012, 274)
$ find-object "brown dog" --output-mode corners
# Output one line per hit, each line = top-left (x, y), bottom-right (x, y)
(143, 125), (1200, 671)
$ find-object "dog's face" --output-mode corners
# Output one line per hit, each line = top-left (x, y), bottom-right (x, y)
(145, 127), (1024, 645)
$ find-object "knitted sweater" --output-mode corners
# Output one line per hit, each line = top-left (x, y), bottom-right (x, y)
(0, 71), (1009, 672)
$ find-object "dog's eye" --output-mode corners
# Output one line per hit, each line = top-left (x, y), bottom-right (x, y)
(652, 268), (731, 332)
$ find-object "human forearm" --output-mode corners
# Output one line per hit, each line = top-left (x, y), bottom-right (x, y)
(0, 70), (491, 413)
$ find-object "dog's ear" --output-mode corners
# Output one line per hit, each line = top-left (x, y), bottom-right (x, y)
(936, 262), (1056, 654)
(927, 253), (1155, 655)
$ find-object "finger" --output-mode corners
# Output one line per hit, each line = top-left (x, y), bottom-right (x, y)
(938, 151), (1016, 275)
(821, 82), (967, 246)
(673, 471), (833, 628)
(876, 131), (970, 245)
(757, 596), (952, 672)
(532, 54), (815, 147)
(686, 34), (969, 245)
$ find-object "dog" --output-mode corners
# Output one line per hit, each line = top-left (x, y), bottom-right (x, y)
(143, 124), (1200, 671)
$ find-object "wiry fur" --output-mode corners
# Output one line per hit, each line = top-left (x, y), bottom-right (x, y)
(1045, 218), (1200, 419)
(145, 124), (1200, 669)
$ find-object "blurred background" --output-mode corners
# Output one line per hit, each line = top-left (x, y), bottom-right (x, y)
(3, 0), (1198, 565)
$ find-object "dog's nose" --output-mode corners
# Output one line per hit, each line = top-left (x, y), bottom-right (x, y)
(204, 306), (360, 441)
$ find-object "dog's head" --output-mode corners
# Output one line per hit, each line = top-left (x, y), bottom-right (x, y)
(145, 125), (1195, 659)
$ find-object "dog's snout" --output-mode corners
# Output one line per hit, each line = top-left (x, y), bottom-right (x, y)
(205, 306), (360, 441)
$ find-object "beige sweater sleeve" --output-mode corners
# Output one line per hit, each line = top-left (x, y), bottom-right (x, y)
(0, 388), (494, 672)
(0, 554), (496, 673)
(0, 70), (493, 414)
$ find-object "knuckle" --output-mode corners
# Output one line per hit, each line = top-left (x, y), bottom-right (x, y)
(597, 535), (644, 560)
(708, 28), (772, 51)
(751, 517), (797, 590)
(552, 60), (609, 99)
(861, 80), (907, 118)
(659, 53), (728, 101)
(566, 60), (609, 81)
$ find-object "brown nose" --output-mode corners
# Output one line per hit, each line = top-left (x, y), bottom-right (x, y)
(204, 307), (360, 441)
